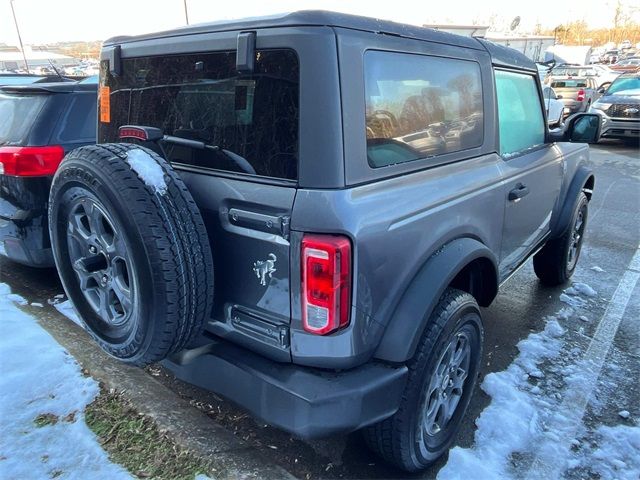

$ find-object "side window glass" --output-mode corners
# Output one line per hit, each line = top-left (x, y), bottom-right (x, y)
(55, 93), (97, 142)
(364, 51), (483, 168)
(495, 70), (545, 158)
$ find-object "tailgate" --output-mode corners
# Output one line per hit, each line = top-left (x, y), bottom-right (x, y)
(552, 88), (580, 101)
(98, 45), (301, 360)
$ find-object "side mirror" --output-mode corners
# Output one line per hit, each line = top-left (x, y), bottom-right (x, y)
(597, 87), (606, 94)
(548, 113), (601, 143)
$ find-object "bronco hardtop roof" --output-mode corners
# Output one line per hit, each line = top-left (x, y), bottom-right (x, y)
(103, 10), (536, 73)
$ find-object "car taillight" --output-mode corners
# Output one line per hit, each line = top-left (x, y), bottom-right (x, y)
(301, 234), (352, 335)
(0, 146), (65, 176)
(577, 89), (586, 102)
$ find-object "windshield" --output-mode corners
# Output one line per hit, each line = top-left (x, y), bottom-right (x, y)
(0, 93), (48, 145)
(607, 77), (640, 95)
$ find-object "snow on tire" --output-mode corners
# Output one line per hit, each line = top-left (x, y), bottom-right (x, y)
(49, 144), (214, 366)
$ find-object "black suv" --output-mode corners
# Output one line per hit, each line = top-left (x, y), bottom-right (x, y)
(46, 12), (599, 471)
(0, 80), (97, 267)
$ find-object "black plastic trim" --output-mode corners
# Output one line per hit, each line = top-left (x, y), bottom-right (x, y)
(162, 337), (408, 438)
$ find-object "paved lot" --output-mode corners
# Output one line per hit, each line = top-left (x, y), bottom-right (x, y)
(1, 139), (638, 479)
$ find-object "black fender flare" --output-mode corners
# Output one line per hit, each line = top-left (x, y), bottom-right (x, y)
(550, 165), (594, 239)
(374, 237), (498, 363)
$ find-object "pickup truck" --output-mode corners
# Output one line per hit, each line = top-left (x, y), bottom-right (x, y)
(549, 76), (601, 117)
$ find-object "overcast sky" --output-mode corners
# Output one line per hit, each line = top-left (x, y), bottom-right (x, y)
(1, 0), (638, 46)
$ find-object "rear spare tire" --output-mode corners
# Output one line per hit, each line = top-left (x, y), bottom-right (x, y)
(49, 143), (214, 366)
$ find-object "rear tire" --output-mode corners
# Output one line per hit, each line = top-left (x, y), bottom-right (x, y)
(364, 288), (483, 472)
(533, 192), (588, 286)
(49, 143), (214, 366)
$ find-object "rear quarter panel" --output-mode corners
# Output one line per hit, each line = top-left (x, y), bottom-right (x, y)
(290, 153), (505, 367)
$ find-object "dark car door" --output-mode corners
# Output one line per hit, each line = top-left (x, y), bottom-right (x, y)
(495, 69), (563, 279)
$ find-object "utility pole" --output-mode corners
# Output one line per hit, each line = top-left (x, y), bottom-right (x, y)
(9, 0), (30, 72)
(183, 0), (189, 25)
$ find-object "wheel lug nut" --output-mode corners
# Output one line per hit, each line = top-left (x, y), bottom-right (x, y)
(89, 246), (97, 254)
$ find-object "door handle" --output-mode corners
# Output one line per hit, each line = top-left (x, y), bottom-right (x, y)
(508, 183), (530, 202)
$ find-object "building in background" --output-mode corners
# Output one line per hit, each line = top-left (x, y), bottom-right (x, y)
(544, 45), (593, 66)
(0, 47), (76, 71)
(425, 24), (555, 62)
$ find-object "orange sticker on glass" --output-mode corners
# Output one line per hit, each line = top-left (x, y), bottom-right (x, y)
(100, 86), (110, 123)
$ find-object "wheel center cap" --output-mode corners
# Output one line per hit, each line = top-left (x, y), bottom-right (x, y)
(442, 374), (450, 391)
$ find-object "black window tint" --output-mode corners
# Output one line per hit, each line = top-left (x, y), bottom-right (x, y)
(111, 49), (299, 180)
(364, 51), (483, 168)
(56, 93), (97, 142)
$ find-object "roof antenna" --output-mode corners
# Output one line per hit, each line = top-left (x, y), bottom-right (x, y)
(47, 58), (64, 81)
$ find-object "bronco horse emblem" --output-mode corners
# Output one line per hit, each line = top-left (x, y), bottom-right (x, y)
(253, 253), (277, 286)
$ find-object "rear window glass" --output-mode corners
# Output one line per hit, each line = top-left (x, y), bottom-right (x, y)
(551, 80), (588, 88)
(0, 93), (48, 145)
(102, 49), (299, 180)
(54, 93), (97, 142)
(364, 51), (483, 168)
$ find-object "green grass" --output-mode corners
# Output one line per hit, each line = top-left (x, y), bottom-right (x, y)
(85, 389), (216, 480)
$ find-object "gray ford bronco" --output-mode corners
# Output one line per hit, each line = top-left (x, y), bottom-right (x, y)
(47, 11), (599, 471)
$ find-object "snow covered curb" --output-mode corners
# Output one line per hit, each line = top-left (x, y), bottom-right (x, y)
(0, 282), (131, 479)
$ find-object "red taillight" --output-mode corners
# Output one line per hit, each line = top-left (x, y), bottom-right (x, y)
(0, 146), (65, 176)
(577, 89), (586, 102)
(301, 234), (352, 335)
(119, 126), (148, 140)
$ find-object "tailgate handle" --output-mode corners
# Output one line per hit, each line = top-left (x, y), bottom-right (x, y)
(228, 208), (290, 239)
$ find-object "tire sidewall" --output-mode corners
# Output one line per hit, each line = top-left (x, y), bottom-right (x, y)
(49, 156), (159, 362)
(561, 193), (589, 279)
(409, 298), (483, 465)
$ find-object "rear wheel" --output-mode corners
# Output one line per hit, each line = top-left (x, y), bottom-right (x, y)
(534, 192), (588, 286)
(49, 143), (214, 366)
(364, 288), (483, 472)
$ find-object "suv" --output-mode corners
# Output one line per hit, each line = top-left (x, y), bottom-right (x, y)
(0, 80), (97, 267)
(590, 73), (640, 141)
(46, 12), (599, 472)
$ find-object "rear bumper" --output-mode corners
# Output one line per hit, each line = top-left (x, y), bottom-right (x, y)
(162, 338), (408, 439)
(0, 205), (53, 268)
(562, 101), (586, 117)
(0, 176), (53, 268)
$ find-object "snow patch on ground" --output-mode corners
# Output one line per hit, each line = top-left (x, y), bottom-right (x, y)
(438, 282), (640, 480)
(437, 317), (567, 479)
(572, 282), (597, 297)
(0, 282), (131, 479)
(126, 149), (167, 194)
(560, 293), (586, 308)
(6, 292), (28, 305)
(54, 299), (83, 327)
(590, 266), (605, 273)
(573, 424), (640, 480)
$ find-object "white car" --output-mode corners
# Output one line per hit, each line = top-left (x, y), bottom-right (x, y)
(542, 87), (564, 128)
